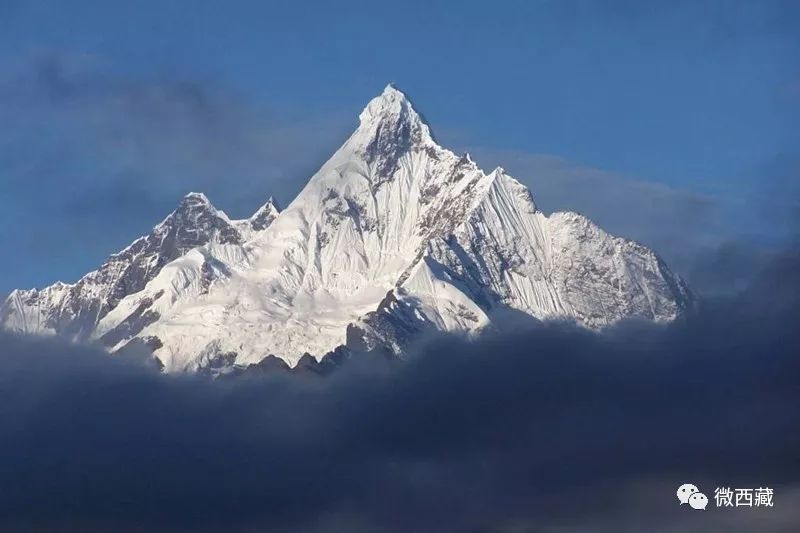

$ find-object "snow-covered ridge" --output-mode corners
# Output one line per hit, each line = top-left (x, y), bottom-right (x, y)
(1, 84), (693, 372)
(1, 192), (279, 342)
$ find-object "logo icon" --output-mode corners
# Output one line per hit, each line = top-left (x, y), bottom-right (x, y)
(689, 492), (709, 510)
(677, 483), (708, 510)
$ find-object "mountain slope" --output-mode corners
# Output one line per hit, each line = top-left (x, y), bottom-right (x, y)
(2, 85), (693, 372)
(352, 169), (693, 353)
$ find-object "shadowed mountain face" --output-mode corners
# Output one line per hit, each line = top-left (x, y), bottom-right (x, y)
(1, 85), (692, 372)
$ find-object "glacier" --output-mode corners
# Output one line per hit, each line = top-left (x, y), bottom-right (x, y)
(1, 84), (693, 372)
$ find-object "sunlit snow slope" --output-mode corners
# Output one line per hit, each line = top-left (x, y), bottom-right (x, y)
(1, 85), (693, 372)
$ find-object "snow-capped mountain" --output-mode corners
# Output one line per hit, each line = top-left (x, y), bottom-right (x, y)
(1, 85), (693, 372)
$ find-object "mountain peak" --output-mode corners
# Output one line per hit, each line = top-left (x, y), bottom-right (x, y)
(154, 192), (239, 245)
(350, 84), (437, 178)
(182, 191), (211, 204)
(249, 197), (281, 231)
(380, 82), (406, 101)
(358, 84), (428, 131)
(175, 192), (218, 216)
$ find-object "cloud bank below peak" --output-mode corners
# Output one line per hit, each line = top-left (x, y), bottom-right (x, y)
(0, 249), (798, 532)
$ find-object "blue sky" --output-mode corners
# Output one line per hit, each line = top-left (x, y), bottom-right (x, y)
(0, 0), (798, 294)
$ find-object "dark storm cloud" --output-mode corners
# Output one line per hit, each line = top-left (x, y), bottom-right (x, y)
(0, 250), (798, 532)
